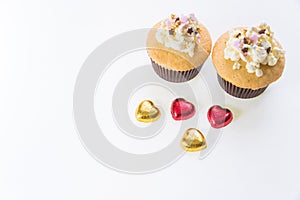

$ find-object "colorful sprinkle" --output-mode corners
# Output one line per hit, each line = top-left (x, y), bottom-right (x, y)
(166, 20), (172, 28)
(169, 29), (175, 35)
(249, 34), (258, 43)
(242, 47), (249, 53)
(258, 29), (266, 34)
(175, 20), (181, 26)
(187, 28), (193, 34)
(233, 40), (241, 49)
(189, 13), (196, 21)
(243, 37), (249, 44)
(180, 15), (189, 24)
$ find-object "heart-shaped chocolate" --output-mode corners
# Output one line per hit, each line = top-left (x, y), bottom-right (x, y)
(207, 105), (233, 129)
(171, 98), (196, 120)
(135, 100), (161, 123)
(181, 128), (207, 152)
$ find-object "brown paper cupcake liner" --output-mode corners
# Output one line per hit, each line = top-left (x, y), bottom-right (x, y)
(217, 74), (268, 99)
(150, 59), (203, 83)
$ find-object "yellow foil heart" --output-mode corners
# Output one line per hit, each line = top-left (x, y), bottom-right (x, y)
(135, 100), (161, 123)
(181, 128), (207, 152)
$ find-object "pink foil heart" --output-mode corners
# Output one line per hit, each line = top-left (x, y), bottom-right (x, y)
(171, 98), (196, 121)
(207, 105), (233, 128)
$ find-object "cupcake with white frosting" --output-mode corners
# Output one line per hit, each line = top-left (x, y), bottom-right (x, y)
(212, 23), (285, 98)
(147, 14), (212, 82)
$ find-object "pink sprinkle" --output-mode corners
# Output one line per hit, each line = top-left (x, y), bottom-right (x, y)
(189, 13), (196, 21)
(166, 20), (172, 28)
(233, 40), (241, 49)
(249, 34), (258, 43)
(181, 15), (189, 24)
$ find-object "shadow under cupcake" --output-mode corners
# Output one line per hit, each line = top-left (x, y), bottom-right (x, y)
(146, 13), (212, 83)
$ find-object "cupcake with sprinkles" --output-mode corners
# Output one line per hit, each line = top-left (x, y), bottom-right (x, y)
(147, 14), (212, 82)
(212, 23), (285, 98)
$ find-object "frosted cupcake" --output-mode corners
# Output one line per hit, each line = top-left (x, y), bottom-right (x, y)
(147, 14), (212, 83)
(212, 23), (285, 98)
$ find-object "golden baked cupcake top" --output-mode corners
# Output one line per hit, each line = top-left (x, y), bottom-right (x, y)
(212, 23), (285, 90)
(147, 14), (212, 71)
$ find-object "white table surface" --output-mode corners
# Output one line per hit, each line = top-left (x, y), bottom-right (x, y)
(0, 0), (299, 199)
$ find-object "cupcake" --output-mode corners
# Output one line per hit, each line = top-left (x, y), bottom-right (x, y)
(212, 23), (285, 98)
(146, 14), (212, 83)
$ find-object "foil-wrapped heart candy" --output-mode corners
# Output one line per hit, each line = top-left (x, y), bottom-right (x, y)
(135, 100), (161, 123)
(207, 105), (233, 128)
(181, 128), (207, 152)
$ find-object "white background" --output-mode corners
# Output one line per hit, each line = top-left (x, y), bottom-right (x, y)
(1, 0), (300, 199)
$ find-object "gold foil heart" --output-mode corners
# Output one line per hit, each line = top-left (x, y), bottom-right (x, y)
(181, 128), (207, 152)
(135, 100), (161, 123)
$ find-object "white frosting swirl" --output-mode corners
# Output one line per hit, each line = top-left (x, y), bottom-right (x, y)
(155, 14), (201, 57)
(224, 23), (285, 77)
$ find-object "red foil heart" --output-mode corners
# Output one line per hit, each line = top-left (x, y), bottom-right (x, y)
(171, 98), (196, 120)
(207, 105), (233, 128)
